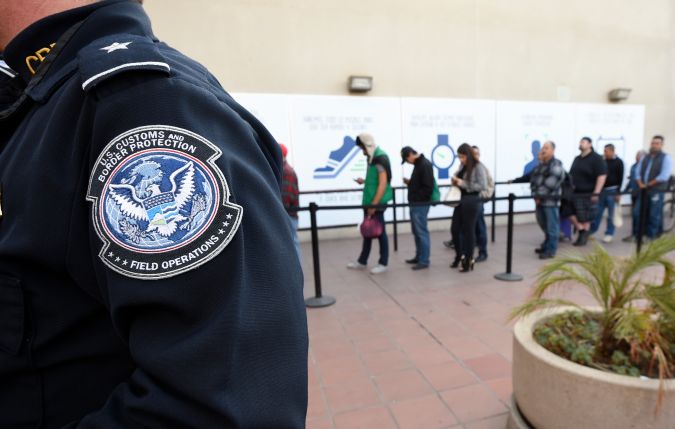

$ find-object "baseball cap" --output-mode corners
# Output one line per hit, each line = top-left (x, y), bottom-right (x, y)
(400, 146), (415, 164)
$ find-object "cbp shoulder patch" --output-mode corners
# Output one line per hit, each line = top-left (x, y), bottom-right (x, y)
(86, 125), (243, 280)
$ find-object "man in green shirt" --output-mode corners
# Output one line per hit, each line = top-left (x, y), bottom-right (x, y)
(347, 133), (393, 274)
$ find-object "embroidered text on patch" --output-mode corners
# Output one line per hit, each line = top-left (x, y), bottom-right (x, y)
(87, 125), (242, 279)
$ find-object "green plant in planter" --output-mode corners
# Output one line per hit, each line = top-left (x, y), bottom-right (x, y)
(511, 234), (675, 402)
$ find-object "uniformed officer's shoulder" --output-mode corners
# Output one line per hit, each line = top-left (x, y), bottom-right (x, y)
(78, 34), (171, 92)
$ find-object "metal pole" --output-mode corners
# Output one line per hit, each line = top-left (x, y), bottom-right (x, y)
(637, 187), (649, 254)
(490, 192), (496, 243)
(305, 202), (336, 308)
(495, 193), (523, 282)
(392, 189), (398, 252)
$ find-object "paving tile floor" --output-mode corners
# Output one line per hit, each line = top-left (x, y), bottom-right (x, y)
(302, 220), (650, 429)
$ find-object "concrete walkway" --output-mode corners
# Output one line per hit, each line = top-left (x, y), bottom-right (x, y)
(302, 220), (641, 429)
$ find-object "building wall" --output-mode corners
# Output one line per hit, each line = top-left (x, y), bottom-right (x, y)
(144, 0), (675, 150)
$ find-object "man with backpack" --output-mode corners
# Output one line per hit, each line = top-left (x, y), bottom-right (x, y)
(402, 146), (439, 270)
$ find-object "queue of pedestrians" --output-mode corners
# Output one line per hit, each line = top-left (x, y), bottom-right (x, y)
(283, 134), (672, 276)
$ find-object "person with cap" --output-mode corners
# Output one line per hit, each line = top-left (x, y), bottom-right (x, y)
(347, 133), (393, 274)
(280, 143), (302, 264)
(0, 0), (307, 427)
(402, 146), (439, 270)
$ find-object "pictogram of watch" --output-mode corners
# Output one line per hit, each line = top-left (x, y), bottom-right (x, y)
(431, 134), (456, 179)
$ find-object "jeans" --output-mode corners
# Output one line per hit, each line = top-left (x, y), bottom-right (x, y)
(358, 210), (389, 266)
(451, 195), (480, 261)
(475, 204), (487, 257)
(535, 205), (560, 255)
(632, 191), (665, 238)
(590, 188), (618, 236)
(410, 204), (431, 266)
(289, 216), (302, 266)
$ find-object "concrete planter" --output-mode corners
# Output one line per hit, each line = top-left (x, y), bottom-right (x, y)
(509, 307), (675, 429)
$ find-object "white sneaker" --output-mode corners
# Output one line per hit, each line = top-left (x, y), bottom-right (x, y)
(603, 235), (613, 243)
(347, 261), (367, 269)
(370, 265), (388, 274)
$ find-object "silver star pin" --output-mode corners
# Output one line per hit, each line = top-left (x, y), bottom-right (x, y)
(100, 42), (132, 53)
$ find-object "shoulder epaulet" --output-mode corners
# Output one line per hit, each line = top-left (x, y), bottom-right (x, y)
(78, 34), (171, 92)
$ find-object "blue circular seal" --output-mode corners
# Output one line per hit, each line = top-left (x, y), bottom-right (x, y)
(101, 150), (218, 253)
(87, 125), (242, 280)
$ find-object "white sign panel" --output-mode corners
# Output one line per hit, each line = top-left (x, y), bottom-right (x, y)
(401, 98), (497, 220)
(231, 93), (293, 160)
(230, 93), (646, 229)
(496, 101), (577, 213)
(290, 95), (403, 228)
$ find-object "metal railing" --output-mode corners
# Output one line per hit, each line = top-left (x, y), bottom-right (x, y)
(298, 185), (674, 308)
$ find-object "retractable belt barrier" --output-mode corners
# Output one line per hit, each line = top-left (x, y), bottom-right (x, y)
(294, 185), (673, 308)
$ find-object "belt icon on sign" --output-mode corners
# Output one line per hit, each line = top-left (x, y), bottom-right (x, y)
(313, 136), (361, 179)
(431, 135), (456, 179)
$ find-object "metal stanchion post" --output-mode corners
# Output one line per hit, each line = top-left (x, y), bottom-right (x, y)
(392, 190), (398, 252)
(636, 188), (649, 253)
(491, 193), (496, 243)
(304, 203), (336, 308)
(495, 193), (523, 282)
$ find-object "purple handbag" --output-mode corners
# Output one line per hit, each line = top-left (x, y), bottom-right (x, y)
(360, 215), (383, 238)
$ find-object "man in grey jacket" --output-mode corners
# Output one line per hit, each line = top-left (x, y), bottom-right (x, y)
(531, 141), (565, 259)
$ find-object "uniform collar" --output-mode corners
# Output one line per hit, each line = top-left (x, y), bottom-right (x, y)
(4, 0), (153, 86)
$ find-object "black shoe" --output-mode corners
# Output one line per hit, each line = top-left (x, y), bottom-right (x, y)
(450, 256), (462, 268)
(534, 247), (544, 254)
(443, 240), (455, 249)
(476, 254), (488, 263)
(459, 257), (474, 272)
(405, 257), (419, 264)
(573, 230), (589, 247)
(412, 264), (429, 270)
(539, 253), (555, 260)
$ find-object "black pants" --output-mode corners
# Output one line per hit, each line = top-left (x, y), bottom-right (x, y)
(451, 194), (480, 261)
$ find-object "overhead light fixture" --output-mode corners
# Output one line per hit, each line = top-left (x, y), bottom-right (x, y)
(348, 76), (373, 93)
(608, 88), (631, 102)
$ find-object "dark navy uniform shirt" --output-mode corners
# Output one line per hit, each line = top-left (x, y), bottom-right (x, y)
(0, 1), (308, 427)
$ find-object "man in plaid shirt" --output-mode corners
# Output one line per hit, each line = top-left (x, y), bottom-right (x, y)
(280, 144), (302, 263)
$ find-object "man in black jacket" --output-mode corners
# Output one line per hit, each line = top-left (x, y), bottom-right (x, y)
(402, 146), (435, 270)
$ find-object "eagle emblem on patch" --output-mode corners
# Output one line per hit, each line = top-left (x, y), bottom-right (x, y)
(87, 125), (242, 279)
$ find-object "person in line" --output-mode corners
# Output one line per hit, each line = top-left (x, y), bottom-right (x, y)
(530, 141), (565, 259)
(633, 135), (673, 240)
(402, 146), (437, 270)
(471, 145), (493, 262)
(450, 143), (489, 272)
(569, 137), (607, 246)
(622, 150), (647, 242)
(347, 133), (393, 274)
(0, 0), (308, 427)
(280, 143), (302, 264)
(589, 144), (624, 243)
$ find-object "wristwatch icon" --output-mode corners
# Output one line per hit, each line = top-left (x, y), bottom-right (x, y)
(431, 134), (456, 179)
